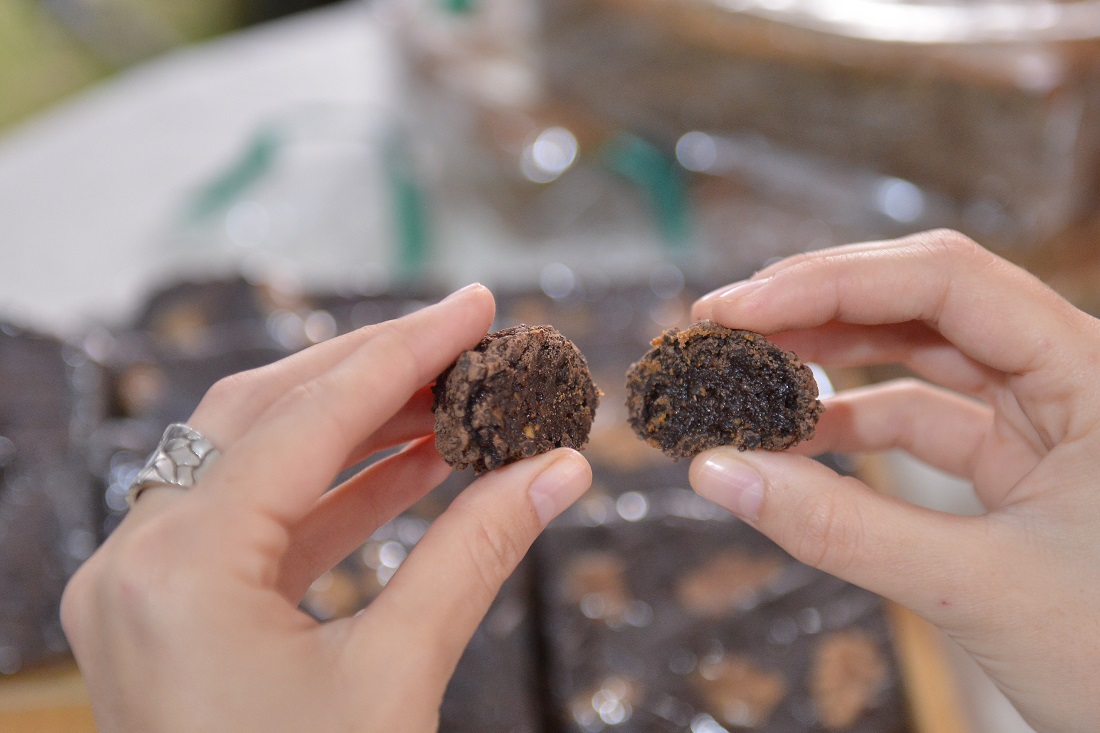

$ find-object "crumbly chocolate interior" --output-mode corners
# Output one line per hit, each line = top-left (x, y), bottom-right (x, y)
(433, 324), (599, 474)
(625, 321), (822, 459)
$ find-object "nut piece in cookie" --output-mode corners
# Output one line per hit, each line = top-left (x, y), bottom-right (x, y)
(625, 321), (822, 459)
(433, 324), (600, 474)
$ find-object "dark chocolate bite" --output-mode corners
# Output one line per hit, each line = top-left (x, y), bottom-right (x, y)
(625, 321), (823, 459)
(433, 324), (600, 474)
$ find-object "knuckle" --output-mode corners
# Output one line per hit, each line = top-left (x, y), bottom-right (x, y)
(886, 379), (930, 447)
(889, 377), (928, 396)
(59, 558), (98, 642)
(354, 322), (385, 341)
(110, 522), (177, 589)
(905, 229), (990, 322)
(282, 379), (321, 411)
(200, 368), (264, 411)
(790, 488), (864, 575)
(59, 517), (196, 642)
(115, 517), (204, 597)
(284, 378), (348, 442)
(372, 328), (426, 390)
(912, 229), (987, 268)
(206, 369), (254, 401)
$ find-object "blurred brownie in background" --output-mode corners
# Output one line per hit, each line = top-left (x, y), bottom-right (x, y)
(0, 321), (103, 673)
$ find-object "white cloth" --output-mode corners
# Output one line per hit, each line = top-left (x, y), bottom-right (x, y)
(0, 1), (384, 335)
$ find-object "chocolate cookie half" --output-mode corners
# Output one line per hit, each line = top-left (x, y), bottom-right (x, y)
(433, 324), (600, 474)
(625, 321), (822, 459)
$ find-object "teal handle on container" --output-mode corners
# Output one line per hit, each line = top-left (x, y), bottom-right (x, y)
(602, 134), (692, 258)
(383, 132), (431, 283)
(440, 0), (477, 14)
(185, 127), (279, 224)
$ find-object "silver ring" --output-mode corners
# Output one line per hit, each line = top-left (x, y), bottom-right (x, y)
(126, 423), (221, 507)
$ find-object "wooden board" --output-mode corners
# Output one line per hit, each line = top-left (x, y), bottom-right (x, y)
(0, 657), (95, 733)
(889, 602), (972, 733)
(0, 611), (974, 733)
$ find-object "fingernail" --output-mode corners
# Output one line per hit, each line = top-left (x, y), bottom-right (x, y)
(693, 278), (769, 321)
(529, 449), (592, 526)
(697, 281), (738, 303)
(691, 451), (765, 521)
(716, 277), (769, 300)
(442, 283), (485, 302)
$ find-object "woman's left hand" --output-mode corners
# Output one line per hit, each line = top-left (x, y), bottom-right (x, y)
(61, 284), (592, 733)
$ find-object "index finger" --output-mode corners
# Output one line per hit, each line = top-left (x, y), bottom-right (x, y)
(694, 230), (1100, 442)
(205, 284), (495, 526)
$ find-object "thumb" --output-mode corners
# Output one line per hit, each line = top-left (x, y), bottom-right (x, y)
(348, 448), (592, 687)
(689, 448), (986, 622)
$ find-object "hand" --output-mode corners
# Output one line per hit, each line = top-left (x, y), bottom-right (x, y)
(690, 230), (1100, 733)
(60, 284), (592, 733)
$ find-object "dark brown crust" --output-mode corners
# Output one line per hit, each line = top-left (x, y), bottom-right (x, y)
(625, 321), (822, 459)
(433, 324), (600, 474)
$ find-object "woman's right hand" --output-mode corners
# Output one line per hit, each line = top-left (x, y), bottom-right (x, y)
(690, 230), (1100, 733)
